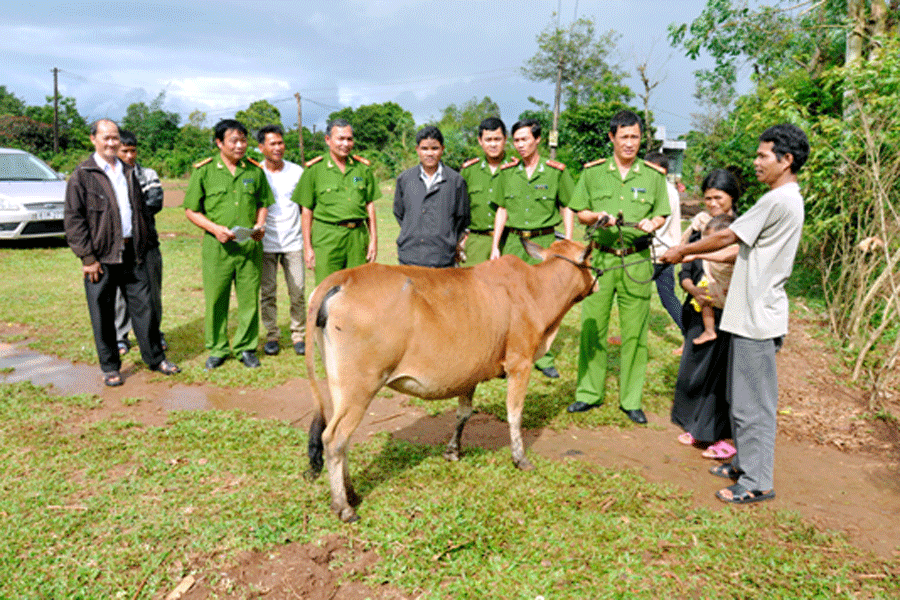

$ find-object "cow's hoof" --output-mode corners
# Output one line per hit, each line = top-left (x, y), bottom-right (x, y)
(303, 468), (322, 481)
(443, 449), (461, 462)
(333, 505), (359, 523)
(514, 458), (535, 471)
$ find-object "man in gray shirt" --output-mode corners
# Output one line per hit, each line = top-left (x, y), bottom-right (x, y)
(661, 123), (809, 505)
(394, 125), (469, 267)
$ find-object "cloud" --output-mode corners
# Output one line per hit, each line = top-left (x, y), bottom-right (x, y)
(166, 76), (292, 111)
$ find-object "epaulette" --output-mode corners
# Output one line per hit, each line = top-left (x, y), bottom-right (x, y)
(193, 157), (213, 169)
(461, 157), (480, 169)
(644, 160), (666, 175)
(499, 157), (520, 170)
(245, 157), (260, 167)
(546, 159), (566, 171)
(583, 158), (607, 169)
(352, 154), (371, 166)
(305, 156), (324, 168)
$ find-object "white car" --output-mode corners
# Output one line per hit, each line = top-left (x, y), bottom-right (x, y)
(0, 147), (67, 239)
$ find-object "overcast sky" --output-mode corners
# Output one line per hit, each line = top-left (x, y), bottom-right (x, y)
(2, 0), (732, 139)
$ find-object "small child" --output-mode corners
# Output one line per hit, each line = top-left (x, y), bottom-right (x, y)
(690, 214), (736, 345)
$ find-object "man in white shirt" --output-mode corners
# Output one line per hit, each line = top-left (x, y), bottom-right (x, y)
(257, 125), (306, 355)
(662, 123), (809, 505)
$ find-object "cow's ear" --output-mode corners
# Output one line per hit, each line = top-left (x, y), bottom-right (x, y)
(577, 242), (593, 264)
(522, 238), (546, 261)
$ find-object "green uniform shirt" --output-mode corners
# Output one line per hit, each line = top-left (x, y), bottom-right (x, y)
(183, 156), (274, 227)
(293, 154), (380, 223)
(460, 158), (503, 231)
(498, 158), (574, 230)
(570, 158), (669, 251)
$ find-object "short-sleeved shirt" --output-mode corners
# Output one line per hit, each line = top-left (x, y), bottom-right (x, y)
(262, 160), (304, 253)
(183, 156), (274, 229)
(497, 158), (574, 230)
(720, 181), (804, 340)
(292, 154), (380, 223)
(460, 158), (503, 231)
(570, 158), (669, 264)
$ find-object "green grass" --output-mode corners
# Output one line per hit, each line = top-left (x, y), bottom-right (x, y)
(0, 382), (896, 599)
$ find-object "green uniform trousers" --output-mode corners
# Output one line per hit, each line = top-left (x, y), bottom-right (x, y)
(502, 231), (557, 371)
(463, 231), (494, 266)
(576, 250), (653, 410)
(203, 234), (262, 357)
(312, 221), (369, 285)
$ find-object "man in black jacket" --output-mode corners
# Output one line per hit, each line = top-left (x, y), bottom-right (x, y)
(64, 119), (179, 386)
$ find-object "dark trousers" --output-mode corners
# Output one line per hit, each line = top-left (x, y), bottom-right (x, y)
(115, 244), (163, 341)
(84, 244), (164, 372)
(654, 264), (683, 333)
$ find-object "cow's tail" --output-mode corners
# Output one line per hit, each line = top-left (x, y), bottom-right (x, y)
(304, 283), (342, 480)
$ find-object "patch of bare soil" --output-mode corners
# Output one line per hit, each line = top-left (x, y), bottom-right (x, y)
(173, 534), (410, 600)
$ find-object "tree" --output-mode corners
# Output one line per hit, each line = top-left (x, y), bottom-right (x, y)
(435, 96), (502, 169)
(0, 86), (26, 116)
(122, 92), (180, 155)
(522, 14), (626, 105)
(235, 100), (282, 135)
(0, 115), (54, 154)
(23, 95), (89, 158)
(328, 102), (416, 176)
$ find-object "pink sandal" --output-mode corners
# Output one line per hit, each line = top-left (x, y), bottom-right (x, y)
(702, 440), (736, 460)
(677, 432), (695, 445)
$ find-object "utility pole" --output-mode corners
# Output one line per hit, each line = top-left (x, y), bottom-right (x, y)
(295, 92), (305, 165)
(52, 67), (59, 154)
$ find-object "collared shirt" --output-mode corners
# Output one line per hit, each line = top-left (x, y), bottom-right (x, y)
(419, 163), (444, 191)
(183, 155), (275, 230)
(570, 158), (669, 267)
(95, 153), (132, 238)
(460, 158), (503, 230)
(497, 157), (574, 230)
(293, 154), (380, 223)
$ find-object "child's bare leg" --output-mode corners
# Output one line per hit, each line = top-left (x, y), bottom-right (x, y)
(693, 306), (718, 345)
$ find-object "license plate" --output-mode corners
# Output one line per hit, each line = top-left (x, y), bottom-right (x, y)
(36, 210), (63, 220)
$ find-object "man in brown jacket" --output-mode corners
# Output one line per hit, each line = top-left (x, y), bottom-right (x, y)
(64, 118), (179, 386)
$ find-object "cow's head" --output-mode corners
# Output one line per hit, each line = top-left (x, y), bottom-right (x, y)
(523, 238), (597, 300)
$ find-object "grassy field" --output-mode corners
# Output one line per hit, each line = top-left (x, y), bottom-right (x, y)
(0, 182), (898, 597)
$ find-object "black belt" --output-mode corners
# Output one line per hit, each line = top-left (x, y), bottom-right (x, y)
(598, 245), (645, 257)
(319, 218), (365, 229)
(506, 226), (555, 239)
(468, 228), (493, 236)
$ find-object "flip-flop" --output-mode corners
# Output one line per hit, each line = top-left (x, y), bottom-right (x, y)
(103, 371), (123, 387)
(716, 483), (775, 504)
(702, 440), (736, 460)
(677, 432), (695, 445)
(709, 462), (742, 480)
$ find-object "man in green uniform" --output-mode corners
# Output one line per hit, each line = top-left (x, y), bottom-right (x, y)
(459, 117), (506, 265)
(294, 118), (379, 284)
(566, 110), (669, 423)
(184, 119), (274, 370)
(490, 118), (574, 378)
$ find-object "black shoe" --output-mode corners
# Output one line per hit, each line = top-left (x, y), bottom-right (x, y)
(240, 350), (261, 368)
(205, 355), (227, 370)
(263, 341), (280, 355)
(619, 407), (648, 424)
(294, 341), (306, 355)
(567, 400), (601, 413)
(537, 365), (560, 378)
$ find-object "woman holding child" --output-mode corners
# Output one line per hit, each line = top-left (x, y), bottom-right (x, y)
(671, 169), (741, 460)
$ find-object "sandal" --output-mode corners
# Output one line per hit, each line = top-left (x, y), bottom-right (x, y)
(702, 440), (737, 460)
(117, 340), (130, 356)
(716, 484), (775, 504)
(151, 359), (181, 375)
(103, 371), (124, 387)
(677, 432), (696, 445)
(709, 462), (742, 480)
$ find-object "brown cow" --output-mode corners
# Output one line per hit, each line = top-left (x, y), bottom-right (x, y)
(304, 238), (596, 522)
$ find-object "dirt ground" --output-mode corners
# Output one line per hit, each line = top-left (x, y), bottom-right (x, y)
(2, 313), (899, 599)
